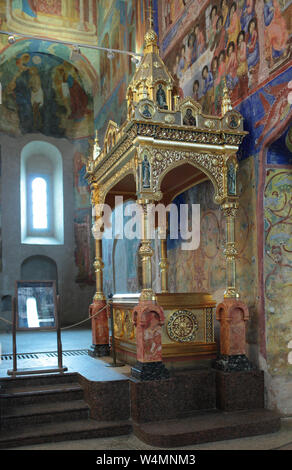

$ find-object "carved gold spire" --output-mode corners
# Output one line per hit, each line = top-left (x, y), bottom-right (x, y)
(144, 0), (159, 54)
(126, 0), (175, 112)
(221, 79), (232, 116)
(93, 129), (101, 160)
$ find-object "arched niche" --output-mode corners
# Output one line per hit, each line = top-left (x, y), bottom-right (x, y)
(103, 172), (137, 209)
(109, 199), (141, 295)
(160, 162), (209, 207)
(20, 140), (64, 245)
(21, 255), (58, 292)
(0, 39), (97, 94)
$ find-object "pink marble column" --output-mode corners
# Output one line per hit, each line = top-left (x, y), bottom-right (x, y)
(88, 299), (110, 357)
(216, 299), (249, 356)
(131, 301), (169, 380)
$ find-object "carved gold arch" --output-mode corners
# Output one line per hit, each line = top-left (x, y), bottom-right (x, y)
(141, 146), (229, 205)
(95, 160), (137, 207)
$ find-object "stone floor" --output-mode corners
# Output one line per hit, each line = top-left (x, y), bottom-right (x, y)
(0, 327), (291, 451)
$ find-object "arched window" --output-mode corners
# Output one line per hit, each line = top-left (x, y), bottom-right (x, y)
(21, 141), (64, 245)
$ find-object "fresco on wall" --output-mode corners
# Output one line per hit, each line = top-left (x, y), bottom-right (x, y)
(267, 124), (292, 164)
(0, 52), (93, 138)
(72, 140), (95, 285)
(167, 156), (257, 307)
(264, 168), (292, 374)
(102, 201), (143, 296)
(95, 0), (150, 143)
(0, 146), (2, 272)
(6, 0), (97, 44)
(236, 66), (292, 159)
(74, 207), (95, 285)
(160, 0), (292, 115)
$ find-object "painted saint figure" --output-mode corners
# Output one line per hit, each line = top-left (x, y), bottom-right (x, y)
(156, 84), (168, 109)
(142, 103), (152, 118)
(263, 0), (289, 65)
(226, 41), (239, 95)
(227, 161), (236, 195)
(29, 67), (44, 130)
(208, 5), (218, 48)
(202, 65), (214, 114)
(240, 0), (255, 33)
(228, 2), (241, 45)
(192, 80), (200, 102)
(183, 108), (197, 126)
(142, 155), (151, 188)
(247, 18), (260, 87)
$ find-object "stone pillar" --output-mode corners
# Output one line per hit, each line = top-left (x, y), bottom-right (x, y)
(131, 302), (169, 380)
(214, 299), (253, 370)
(131, 201), (169, 380)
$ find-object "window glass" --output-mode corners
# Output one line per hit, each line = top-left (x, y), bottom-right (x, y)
(31, 176), (48, 230)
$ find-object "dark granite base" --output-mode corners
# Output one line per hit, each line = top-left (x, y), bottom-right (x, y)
(131, 361), (170, 381)
(213, 354), (255, 372)
(215, 369), (265, 411)
(88, 344), (110, 358)
(133, 409), (281, 448)
(131, 369), (216, 423)
(78, 375), (130, 421)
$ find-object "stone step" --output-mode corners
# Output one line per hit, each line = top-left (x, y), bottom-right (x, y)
(1, 399), (90, 429)
(0, 372), (79, 390)
(0, 418), (133, 448)
(0, 383), (84, 405)
(133, 409), (281, 448)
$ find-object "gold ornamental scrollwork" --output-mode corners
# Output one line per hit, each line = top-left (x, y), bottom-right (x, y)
(167, 309), (199, 343)
(97, 160), (137, 206)
(143, 146), (224, 203)
(113, 308), (124, 338)
(222, 203), (239, 218)
(124, 309), (135, 340)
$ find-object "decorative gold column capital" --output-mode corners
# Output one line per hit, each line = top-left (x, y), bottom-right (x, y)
(224, 288), (240, 299)
(221, 202), (239, 218)
(93, 258), (104, 271)
(223, 243), (238, 261)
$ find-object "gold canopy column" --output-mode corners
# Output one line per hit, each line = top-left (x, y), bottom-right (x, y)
(159, 221), (169, 293)
(138, 200), (156, 302)
(222, 202), (239, 300)
(88, 183), (109, 358)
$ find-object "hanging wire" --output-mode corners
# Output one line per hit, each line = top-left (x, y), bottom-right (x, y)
(0, 303), (108, 330)
(0, 29), (143, 60)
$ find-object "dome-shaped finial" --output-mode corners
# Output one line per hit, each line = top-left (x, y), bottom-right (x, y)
(144, 0), (159, 52)
(221, 79), (232, 116)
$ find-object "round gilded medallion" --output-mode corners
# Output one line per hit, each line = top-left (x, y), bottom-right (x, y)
(226, 113), (240, 129)
(167, 310), (199, 342)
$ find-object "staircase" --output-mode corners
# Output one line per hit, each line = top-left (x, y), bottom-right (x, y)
(0, 373), (132, 448)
